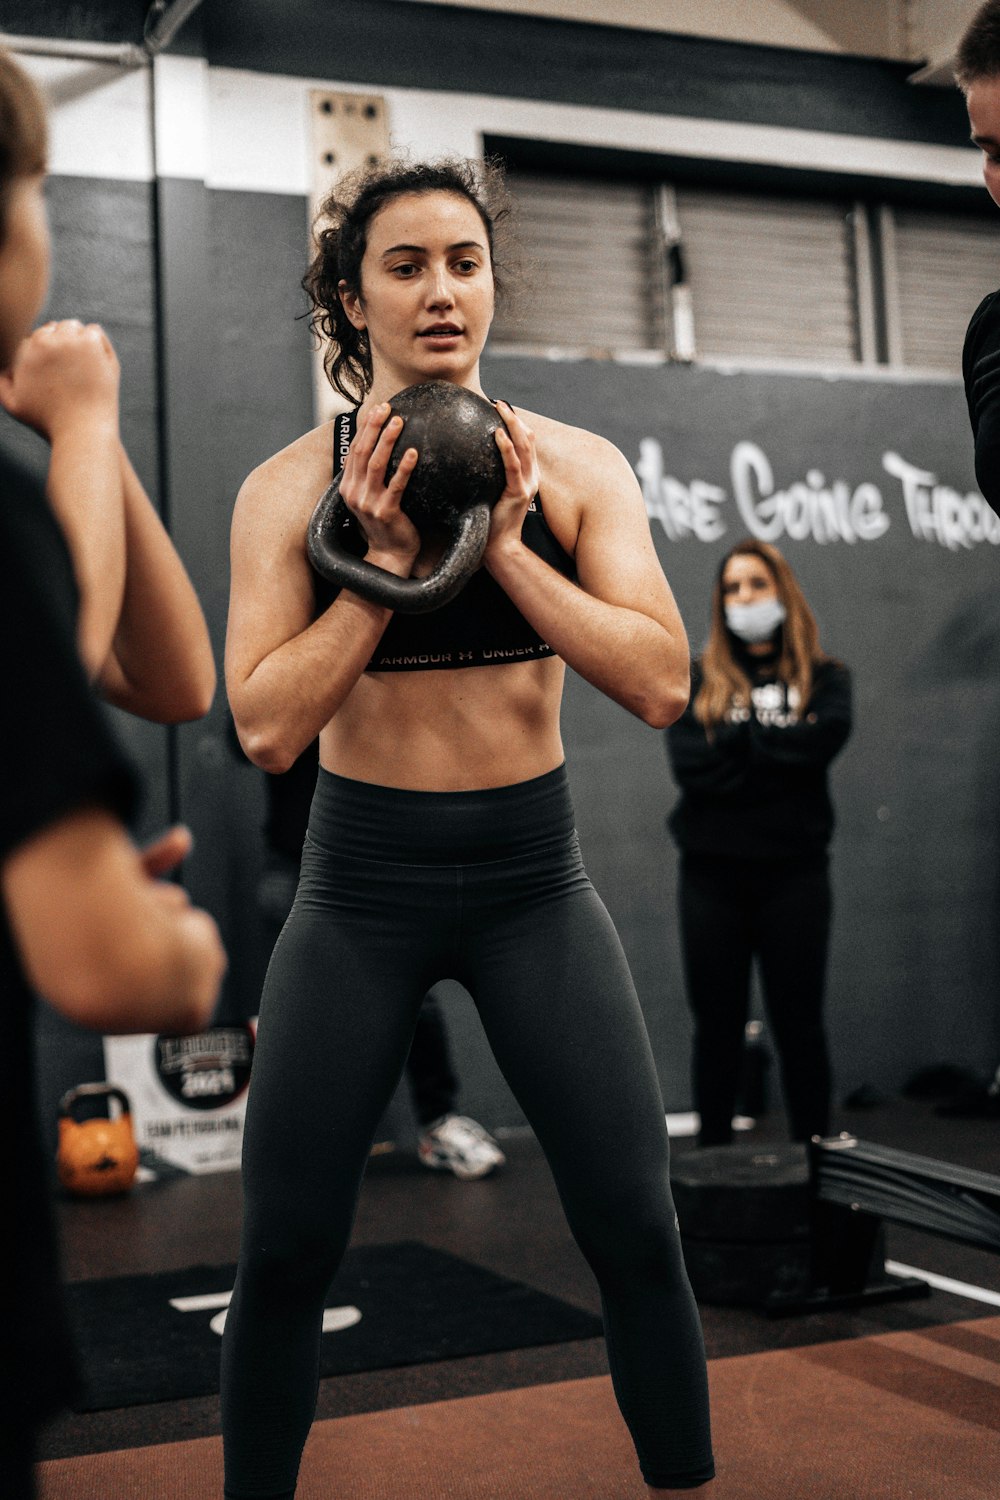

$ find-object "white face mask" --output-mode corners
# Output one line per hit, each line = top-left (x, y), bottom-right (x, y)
(725, 597), (787, 644)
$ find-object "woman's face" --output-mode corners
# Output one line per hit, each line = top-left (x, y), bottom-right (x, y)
(339, 190), (495, 396)
(0, 174), (49, 369)
(966, 77), (1000, 211)
(721, 552), (779, 609)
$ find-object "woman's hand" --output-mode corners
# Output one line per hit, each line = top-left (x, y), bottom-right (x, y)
(340, 402), (422, 576)
(140, 824), (194, 883)
(0, 319), (120, 441)
(485, 400), (540, 563)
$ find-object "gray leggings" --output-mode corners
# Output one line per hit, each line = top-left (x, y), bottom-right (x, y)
(221, 766), (714, 1496)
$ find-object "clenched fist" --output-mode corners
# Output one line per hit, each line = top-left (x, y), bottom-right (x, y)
(0, 319), (120, 441)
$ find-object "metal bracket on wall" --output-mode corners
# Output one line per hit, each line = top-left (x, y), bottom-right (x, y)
(654, 184), (696, 364)
(309, 90), (391, 425)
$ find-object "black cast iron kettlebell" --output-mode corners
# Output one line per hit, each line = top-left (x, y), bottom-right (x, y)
(307, 381), (509, 614)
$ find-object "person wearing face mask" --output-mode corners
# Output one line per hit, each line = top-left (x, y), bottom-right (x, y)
(665, 539), (852, 1148)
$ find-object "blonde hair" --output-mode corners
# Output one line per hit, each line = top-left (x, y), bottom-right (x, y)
(695, 539), (828, 732)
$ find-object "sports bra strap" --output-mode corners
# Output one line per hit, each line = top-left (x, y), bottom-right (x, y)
(332, 409), (355, 478)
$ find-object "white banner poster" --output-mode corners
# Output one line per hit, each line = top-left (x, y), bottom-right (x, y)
(103, 1022), (256, 1175)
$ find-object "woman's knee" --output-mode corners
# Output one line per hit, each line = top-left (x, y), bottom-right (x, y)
(239, 1210), (349, 1302)
(569, 1181), (685, 1280)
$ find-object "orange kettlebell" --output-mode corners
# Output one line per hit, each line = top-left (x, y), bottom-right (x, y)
(57, 1083), (139, 1197)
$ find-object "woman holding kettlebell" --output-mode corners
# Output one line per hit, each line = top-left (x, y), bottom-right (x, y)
(666, 539), (852, 1149)
(223, 157), (714, 1497)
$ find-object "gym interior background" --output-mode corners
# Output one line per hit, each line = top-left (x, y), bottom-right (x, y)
(5, 0), (999, 1147)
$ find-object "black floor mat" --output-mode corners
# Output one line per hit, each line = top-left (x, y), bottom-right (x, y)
(64, 1240), (603, 1411)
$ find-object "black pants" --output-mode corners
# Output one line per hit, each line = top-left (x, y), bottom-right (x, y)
(221, 767), (714, 1496)
(257, 851), (458, 1126)
(678, 851), (832, 1147)
(2, 1427), (37, 1500)
(405, 988), (458, 1126)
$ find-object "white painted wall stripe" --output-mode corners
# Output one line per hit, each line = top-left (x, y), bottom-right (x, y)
(885, 1259), (1000, 1307)
(391, 88), (981, 191)
(208, 67), (982, 197)
(12, 41), (978, 195)
(18, 52), (153, 182)
(153, 53), (210, 182)
(208, 67), (313, 194)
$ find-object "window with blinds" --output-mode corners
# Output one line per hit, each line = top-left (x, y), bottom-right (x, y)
(492, 170), (860, 365)
(673, 189), (859, 365)
(490, 173), (664, 352)
(883, 208), (1000, 375)
(489, 165), (998, 376)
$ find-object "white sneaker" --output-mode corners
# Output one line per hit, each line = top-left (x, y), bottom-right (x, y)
(417, 1114), (507, 1180)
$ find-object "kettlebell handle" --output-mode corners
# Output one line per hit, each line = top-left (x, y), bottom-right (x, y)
(59, 1083), (132, 1120)
(307, 473), (492, 615)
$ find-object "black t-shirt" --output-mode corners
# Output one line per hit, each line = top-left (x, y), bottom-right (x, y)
(963, 289), (1000, 517)
(665, 654), (852, 860)
(0, 442), (138, 1431)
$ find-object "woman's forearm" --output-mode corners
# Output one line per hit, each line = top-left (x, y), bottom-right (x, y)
(97, 445), (216, 722)
(47, 418), (127, 680)
(229, 583), (396, 772)
(486, 540), (689, 728)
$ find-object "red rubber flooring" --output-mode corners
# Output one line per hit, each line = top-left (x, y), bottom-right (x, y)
(38, 1314), (1000, 1499)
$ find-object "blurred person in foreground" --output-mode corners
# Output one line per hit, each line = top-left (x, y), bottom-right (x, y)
(0, 49), (226, 1496)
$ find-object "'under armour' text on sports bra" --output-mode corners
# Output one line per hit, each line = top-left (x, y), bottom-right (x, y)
(311, 407), (577, 672)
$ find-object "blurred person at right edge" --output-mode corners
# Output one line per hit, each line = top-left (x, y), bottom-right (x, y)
(665, 540), (852, 1148)
(954, 0), (1000, 1117)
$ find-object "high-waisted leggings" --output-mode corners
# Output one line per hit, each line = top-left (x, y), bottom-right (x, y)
(220, 766), (714, 1496)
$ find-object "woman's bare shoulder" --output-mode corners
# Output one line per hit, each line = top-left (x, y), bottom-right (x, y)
(512, 405), (636, 496)
(232, 421), (338, 539)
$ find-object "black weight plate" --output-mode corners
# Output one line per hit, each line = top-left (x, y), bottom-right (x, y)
(680, 1236), (812, 1307)
(671, 1144), (811, 1243)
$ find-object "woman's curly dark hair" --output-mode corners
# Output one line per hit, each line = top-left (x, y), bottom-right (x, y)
(303, 155), (513, 404)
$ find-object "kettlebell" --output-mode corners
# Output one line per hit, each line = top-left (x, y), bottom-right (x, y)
(57, 1083), (139, 1198)
(307, 381), (508, 614)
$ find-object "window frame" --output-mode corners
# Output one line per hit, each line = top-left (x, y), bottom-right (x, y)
(484, 136), (995, 381)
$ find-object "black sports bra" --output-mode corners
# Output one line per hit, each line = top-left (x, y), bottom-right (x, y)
(312, 407), (577, 672)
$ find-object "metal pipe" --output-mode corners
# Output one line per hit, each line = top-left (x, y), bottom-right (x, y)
(143, 0), (206, 56)
(0, 33), (146, 67)
(2, 0), (206, 67)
